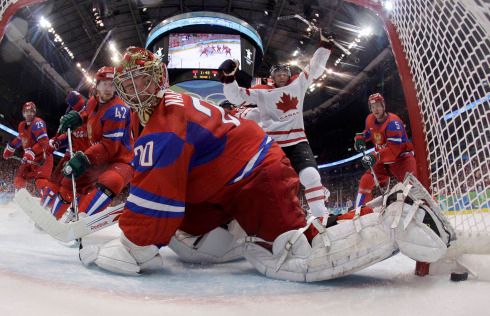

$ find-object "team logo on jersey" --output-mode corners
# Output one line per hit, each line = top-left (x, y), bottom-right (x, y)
(373, 132), (383, 144)
(276, 93), (298, 113)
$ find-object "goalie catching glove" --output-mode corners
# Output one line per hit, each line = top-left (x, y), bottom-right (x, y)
(80, 233), (163, 275)
(218, 59), (240, 84)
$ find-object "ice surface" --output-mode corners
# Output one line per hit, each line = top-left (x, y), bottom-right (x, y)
(1, 202), (489, 315)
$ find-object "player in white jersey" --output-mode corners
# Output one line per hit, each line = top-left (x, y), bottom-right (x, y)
(219, 33), (334, 217)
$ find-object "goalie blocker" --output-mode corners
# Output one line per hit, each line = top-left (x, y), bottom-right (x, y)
(80, 175), (453, 281)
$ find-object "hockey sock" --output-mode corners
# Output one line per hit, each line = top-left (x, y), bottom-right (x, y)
(51, 195), (70, 220)
(79, 185), (113, 216)
(299, 167), (328, 217)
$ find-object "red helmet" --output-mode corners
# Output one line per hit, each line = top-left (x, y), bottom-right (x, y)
(95, 66), (115, 83)
(22, 101), (36, 113)
(368, 93), (385, 108)
(65, 91), (85, 112)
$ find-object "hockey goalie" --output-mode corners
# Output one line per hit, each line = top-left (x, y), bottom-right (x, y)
(52, 46), (453, 282)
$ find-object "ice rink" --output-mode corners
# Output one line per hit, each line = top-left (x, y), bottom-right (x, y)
(1, 202), (489, 316)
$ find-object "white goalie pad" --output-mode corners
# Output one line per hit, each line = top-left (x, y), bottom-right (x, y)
(81, 234), (162, 276)
(244, 175), (453, 282)
(244, 213), (397, 282)
(169, 220), (246, 264)
(13, 188), (123, 242)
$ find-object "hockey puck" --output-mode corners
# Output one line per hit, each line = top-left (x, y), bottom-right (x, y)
(450, 272), (468, 282)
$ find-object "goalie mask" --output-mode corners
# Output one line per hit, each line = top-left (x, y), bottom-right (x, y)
(114, 47), (169, 126)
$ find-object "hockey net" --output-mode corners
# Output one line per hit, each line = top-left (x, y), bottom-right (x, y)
(346, 0), (490, 276)
(0, 0), (46, 42)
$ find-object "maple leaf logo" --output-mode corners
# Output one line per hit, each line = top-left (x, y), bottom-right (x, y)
(276, 93), (299, 113)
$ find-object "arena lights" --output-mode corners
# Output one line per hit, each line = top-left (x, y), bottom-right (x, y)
(38, 16), (74, 59)
(383, 1), (394, 11)
(39, 16), (51, 29)
(108, 41), (121, 64)
(292, 49), (299, 57)
(333, 26), (373, 68)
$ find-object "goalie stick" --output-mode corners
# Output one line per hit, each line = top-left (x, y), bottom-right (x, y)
(14, 188), (123, 242)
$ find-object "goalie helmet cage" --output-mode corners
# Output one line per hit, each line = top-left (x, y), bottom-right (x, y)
(1, 0), (489, 275)
(343, 0), (490, 276)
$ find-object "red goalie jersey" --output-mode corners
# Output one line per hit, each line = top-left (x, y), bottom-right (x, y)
(119, 91), (281, 245)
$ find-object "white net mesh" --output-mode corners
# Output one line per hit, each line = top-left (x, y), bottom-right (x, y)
(389, 0), (490, 237)
(0, 0), (16, 18)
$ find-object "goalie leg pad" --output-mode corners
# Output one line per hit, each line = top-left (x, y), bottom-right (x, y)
(169, 220), (246, 264)
(383, 201), (447, 263)
(244, 213), (397, 282)
(84, 234), (162, 276)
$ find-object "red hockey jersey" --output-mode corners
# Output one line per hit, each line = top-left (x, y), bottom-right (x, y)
(119, 91), (273, 246)
(8, 117), (49, 162)
(80, 95), (133, 166)
(361, 113), (414, 163)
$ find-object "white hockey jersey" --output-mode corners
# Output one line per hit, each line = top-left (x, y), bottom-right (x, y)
(223, 47), (331, 147)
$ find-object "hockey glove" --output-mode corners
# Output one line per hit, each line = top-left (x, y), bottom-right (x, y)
(319, 30), (336, 50)
(79, 233), (162, 276)
(58, 111), (83, 133)
(62, 151), (90, 178)
(48, 137), (61, 154)
(354, 133), (366, 152)
(361, 153), (377, 169)
(22, 149), (36, 164)
(2, 144), (14, 160)
(218, 59), (239, 84)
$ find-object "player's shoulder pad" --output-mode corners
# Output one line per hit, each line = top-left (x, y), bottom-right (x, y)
(31, 117), (46, 130)
(387, 112), (402, 121)
(164, 90), (186, 108)
(103, 102), (131, 122)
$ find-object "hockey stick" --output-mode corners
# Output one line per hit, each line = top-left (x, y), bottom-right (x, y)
(9, 155), (41, 166)
(65, 128), (82, 248)
(277, 14), (351, 55)
(14, 188), (123, 242)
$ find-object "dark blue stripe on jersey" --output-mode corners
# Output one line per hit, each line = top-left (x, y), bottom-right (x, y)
(386, 121), (407, 143)
(125, 201), (185, 219)
(228, 135), (272, 184)
(102, 104), (130, 122)
(131, 185), (185, 207)
(186, 121), (226, 170)
(133, 132), (184, 172)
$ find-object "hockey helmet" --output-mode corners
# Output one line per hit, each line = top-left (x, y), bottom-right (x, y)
(22, 101), (36, 113)
(368, 93), (385, 109)
(95, 66), (115, 83)
(270, 64), (291, 77)
(65, 91), (85, 112)
(113, 47), (169, 124)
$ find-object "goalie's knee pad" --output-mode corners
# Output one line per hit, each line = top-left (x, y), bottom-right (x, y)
(169, 220), (246, 264)
(244, 214), (396, 282)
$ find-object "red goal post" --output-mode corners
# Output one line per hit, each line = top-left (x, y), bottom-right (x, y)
(0, 0), (46, 42)
(343, 0), (490, 276)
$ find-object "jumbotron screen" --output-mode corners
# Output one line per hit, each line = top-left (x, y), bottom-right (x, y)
(167, 33), (241, 69)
